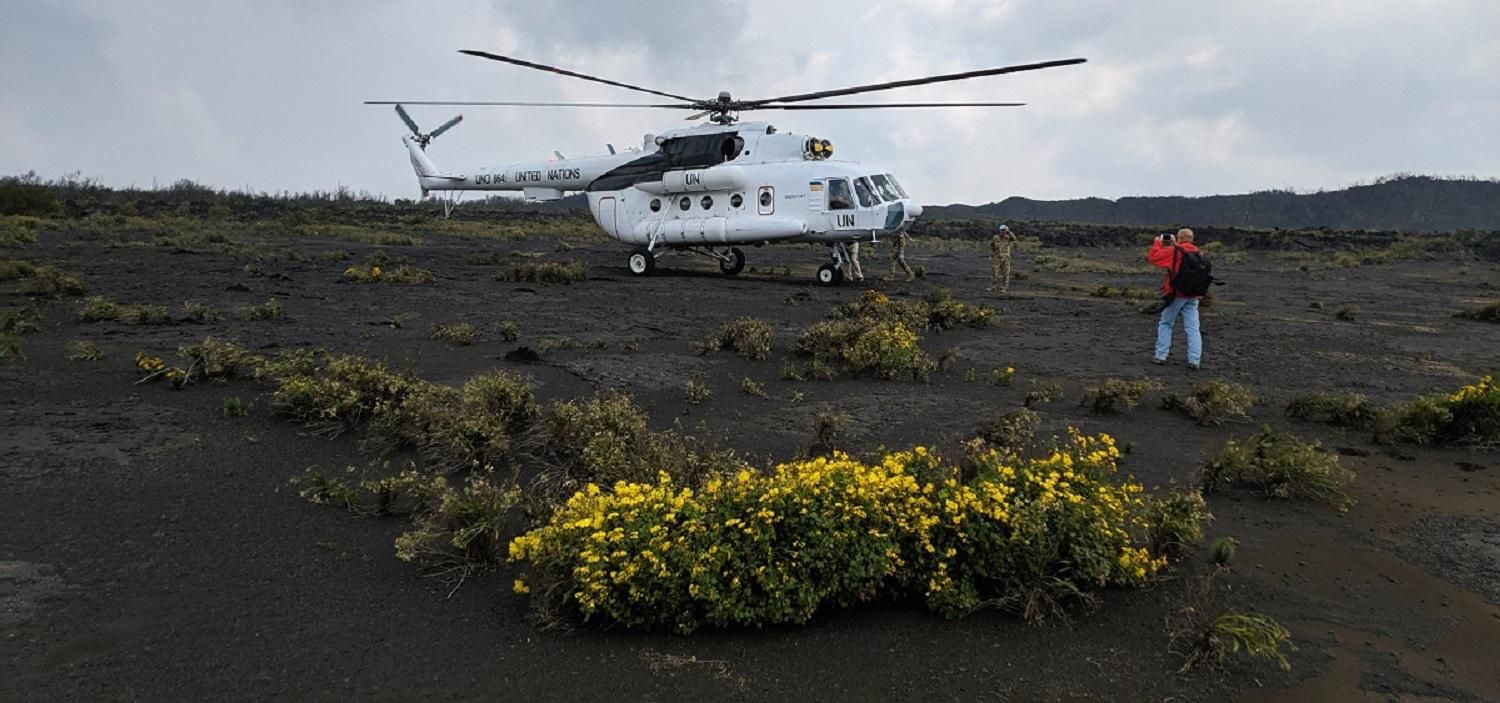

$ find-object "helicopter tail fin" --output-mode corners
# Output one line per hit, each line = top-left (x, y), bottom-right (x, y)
(403, 135), (463, 196)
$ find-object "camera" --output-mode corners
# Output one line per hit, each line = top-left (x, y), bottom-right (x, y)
(1159, 232), (1175, 244)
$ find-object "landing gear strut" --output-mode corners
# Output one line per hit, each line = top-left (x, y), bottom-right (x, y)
(816, 243), (853, 286)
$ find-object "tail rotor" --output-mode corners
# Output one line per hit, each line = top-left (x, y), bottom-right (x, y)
(394, 104), (463, 150)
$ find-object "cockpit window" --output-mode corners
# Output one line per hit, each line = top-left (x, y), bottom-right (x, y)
(853, 177), (878, 207)
(826, 178), (855, 210)
(870, 174), (901, 202)
(883, 173), (909, 199)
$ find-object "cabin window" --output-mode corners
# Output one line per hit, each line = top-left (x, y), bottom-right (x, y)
(649, 198), (662, 212)
(854, 177), (878, 207)
(730, 193), (743, 208)
(701, 195), (714, 210)
(679, 196), (691, 211)
(826, 178), (854, 210)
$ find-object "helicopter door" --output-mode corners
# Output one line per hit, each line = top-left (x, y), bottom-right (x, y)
(852, 176), (884, 231)
(824, 178), (857, 230)
(597, 196), (617, 237)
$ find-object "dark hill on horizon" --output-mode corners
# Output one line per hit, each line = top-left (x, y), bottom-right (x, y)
(926, 176), (1500, 232)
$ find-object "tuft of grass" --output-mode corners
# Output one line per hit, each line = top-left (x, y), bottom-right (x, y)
(700, 317), (774, 361)
(1, 307), (40, 360)
(1081, 377), (1160, 414)
(795, 318), (934, 381)
(739, 377), (768, 398)
(431, 321), (478, 346)
(1162, 380), (1255, 426)
(1033, 253), (1149, 275)
(1210, 536), (1238, 567)
(183, 301), (222, 323)
(1203, 426), (1355, 510)
(807, 409), (849, 455)
(1333, 304), (1358, 321)
(0, 258), (37, 280)
(498, 261), (586, 285)
(496, 320), (520, 342)
(1089, 285), (1156, 301)
(238, 298), (286, 321)
(1169, 572), (1297, 674)
(222, 396), (249, 417)
(683, 378), (712, 405)
(1285, 391), (1377, 429)
(1453, 301), (1500, 323)
(65, 340), (103, 361)
(990, 366), (1015, 386)
(344, 263), (435, 285)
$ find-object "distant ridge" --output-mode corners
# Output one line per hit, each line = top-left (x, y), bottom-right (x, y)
(925, 176), (1500, 232)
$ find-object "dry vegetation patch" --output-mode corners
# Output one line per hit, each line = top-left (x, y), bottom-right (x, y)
(1203, 426), (1355, 510)
(498, 261), (587, 285)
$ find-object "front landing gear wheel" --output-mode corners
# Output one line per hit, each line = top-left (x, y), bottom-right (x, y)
(719, 247), (745, 276)
(628, 247), (655, 276)
(816, 263), (844, 286)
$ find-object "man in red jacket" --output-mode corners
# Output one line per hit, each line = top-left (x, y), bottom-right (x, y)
(1147, 228), (1203, 369)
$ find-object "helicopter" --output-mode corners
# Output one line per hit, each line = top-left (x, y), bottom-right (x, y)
(369, 50), (1085, 285)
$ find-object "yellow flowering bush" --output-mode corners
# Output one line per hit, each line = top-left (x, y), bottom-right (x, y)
(1378, 374), (1500, 446)
(510, 432), (1192, 632)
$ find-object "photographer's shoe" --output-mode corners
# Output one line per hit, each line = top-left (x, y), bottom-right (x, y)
(1187, 363), (1200, 371)
(1152, 358), (1166, 366)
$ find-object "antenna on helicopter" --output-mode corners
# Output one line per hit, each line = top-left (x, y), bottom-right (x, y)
(368, 52), (1086, 126)
(394, 104), (463, 150)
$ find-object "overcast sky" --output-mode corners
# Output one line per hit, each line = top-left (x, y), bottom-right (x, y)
(2, 0), (1498, 204)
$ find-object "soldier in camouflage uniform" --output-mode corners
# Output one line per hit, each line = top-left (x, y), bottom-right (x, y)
(890, 231), (915, 281)
(989, 223), (1016, 293)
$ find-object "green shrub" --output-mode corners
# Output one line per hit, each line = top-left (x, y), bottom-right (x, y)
(344, 263), (435, 284)
(65, 340), (103, 361)
(795, 318), (934, 381)
(976, 408), (1041, 451)
(808, 409), (849, 455)
(1203, 427), (1355, 510)
(19, 266), (84, 296)
(0, 180), (62, 217)
(1146, 488), (1211, 556)
(1081, 378), (1160, 414)
(829, 289), (993, 332)
(78, 296), (119, 322)
(0, 259), (37, 280)
(1285, 391), (1378, 428)
(509, 431), (1184, 632)
(530, 392), (738, 502)
(395, 471), (523, 567)
(701, 317), (773, 360)
(271, 354), (420, 435)
(0, 308), (39, 360)
(238, 298), (286, 321)
(183, 301), (222, 323)
(1024, 381), (1062, 408)
(1376, 375), (1500, 446)
(431, 321), (478, 345)
(369, 370), (540, 471)
(1454, 301), (1500, 323)
(1162, 380), (1255, 426)
(498, 261), (587, 285)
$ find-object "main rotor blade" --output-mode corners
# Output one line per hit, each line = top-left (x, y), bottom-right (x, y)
(429, 114), (464, 138)
(761, 102), (1027, 110)
(393, 104), (421, 137)
(458, 49), (700, 103)
(743, 58), (1086, 106)
(365, 100), (695, 108)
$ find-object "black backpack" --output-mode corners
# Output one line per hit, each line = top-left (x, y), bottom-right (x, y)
(1170, 246), (1215, 297)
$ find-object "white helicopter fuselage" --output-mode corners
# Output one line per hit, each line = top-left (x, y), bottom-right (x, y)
(405, 121), (923, 250)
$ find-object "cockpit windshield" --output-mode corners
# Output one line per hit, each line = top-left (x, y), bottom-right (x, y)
(870, 174), (901, 202)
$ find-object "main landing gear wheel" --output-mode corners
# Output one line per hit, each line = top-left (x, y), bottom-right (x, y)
(719, 247), (745, 276)
(816, 263), (844, 286)
(628, 247), (655, 276)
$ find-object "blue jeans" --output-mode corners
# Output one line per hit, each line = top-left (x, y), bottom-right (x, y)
(1155, 297), (1202, 364)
